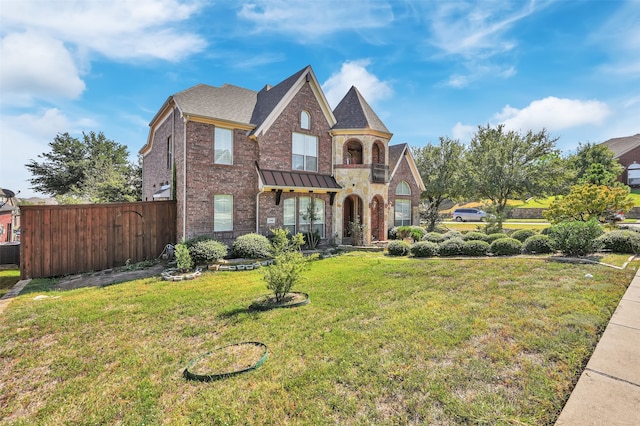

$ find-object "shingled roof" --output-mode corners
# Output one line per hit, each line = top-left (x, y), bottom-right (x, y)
(601, 134), (640, 158)
(332, 86), (390, 134)
(172, 84), (257, 125)
(389, 143), (407, 173)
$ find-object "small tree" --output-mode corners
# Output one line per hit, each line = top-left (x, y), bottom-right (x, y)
(302, 197), (321, 249)
(263, 228), (315, 302)
(543, 184), (634, 224)
(175, 243), (193, 272)
(348, 218), (366, 246)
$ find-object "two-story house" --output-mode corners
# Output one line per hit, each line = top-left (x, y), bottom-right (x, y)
(140, 66), (425, 245)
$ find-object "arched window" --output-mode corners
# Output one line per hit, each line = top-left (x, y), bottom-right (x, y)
(396, 181), (411, 196)
(344, 140), (363, 164)
(301, 111), (310, 130)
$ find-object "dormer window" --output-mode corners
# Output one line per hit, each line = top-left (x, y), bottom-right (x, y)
(301, 111), (310, 130)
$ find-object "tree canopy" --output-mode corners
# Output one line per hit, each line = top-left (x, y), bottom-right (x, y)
(26, 132), (141, 203)
(464, 124), (567, 228)
(569, 142), (623, 186)
(543, 184), (634, 224)
(412, 137), (465, 231)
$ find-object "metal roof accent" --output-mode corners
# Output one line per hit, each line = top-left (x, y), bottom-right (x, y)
(259, 169), (342, 191)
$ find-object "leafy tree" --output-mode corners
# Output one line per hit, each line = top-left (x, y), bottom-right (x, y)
(543, 183), (634, 224)
(26, 131), (141, 203)
(569, 142), (623, 186)
(465, 124), (567, 230)
(412, 137), (466, 231)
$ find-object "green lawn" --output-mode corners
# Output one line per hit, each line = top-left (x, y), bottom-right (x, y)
(0, 253), (634, 425)
(0, 269), (20, 298)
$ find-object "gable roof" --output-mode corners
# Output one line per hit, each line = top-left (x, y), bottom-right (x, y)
(600, 134), (640, 158)
(332, 86), (390, 135)
(389, 143), (426, 192)
(250, 65), (336, 137)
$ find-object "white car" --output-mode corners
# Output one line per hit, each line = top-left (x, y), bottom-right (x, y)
(451, 208), (488, 222)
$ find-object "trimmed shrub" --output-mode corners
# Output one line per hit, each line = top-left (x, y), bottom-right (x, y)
(549, 220), (604, 257)
(410, 241), (439, 257)
(540, 227), (552, 235)
(462, 231), (488, 242)
(441, 230), (463, 241)
(388, 226), (399, 240)
(490, 238), (523, 256)
(462, 240), (491, 256)
(188, 239), (228, 265)
(596, 230), (640, 254)
(522, 235), (555, 254)
(422, 232), (445, 243)
(232, 233), (272, 259)
(510, 229), (537, 243)
(438, 238), (464, 256)
(387, 240), (411, 256)
(397, 226), (425, 241)
(485, 233), (509, 243)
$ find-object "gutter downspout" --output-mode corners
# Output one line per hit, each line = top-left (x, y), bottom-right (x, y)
(255, 163), (264, 233)
(182, 115), (188, 241)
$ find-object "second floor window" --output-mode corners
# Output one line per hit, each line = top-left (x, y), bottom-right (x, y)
(301, 111), (310, 130)
(292, 132), (317, 172)
(214, 127), (233, 165)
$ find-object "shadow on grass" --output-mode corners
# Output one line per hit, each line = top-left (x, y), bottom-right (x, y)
(217, 306), (259, 319)
(19, 278), (60, 295)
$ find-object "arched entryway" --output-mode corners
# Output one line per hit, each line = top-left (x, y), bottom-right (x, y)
(370, 195), (385, 241)
(343, 194), (364, 244)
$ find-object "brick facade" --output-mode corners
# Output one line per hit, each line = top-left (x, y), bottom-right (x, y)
(141, 67), (425, 246)
(617, 145), (640, 186)
(389, 153), (422, 227)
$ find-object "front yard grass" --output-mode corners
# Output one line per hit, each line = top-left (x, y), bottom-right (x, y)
(0, 253), (634, 425)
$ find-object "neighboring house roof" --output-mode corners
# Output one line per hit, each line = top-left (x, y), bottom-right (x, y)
(332, 86), (390, 135)
(173, 83), (257, 125)
(600, 134), (640, 158)
(258, 169), (342, 191)
(388, 143), (426, 192)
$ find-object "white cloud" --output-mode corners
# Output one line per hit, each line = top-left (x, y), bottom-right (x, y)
(496, 97), (611, 132)
(1, 32), (86, 105)
(445, 64), (516, 88)
(238, 0), (393, 40)
(0, 0), (206, 106)
(426, 0), (545, 59)
(321, 60), (393, 109)
(452, 122), (476, 142)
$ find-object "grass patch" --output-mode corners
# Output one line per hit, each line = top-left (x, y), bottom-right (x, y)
(0, 269), (20, 298)
(0, 253), (633, 424)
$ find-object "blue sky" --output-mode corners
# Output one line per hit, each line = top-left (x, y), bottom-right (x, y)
(1, 0), (639, 198)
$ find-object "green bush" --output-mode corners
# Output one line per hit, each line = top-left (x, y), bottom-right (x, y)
(422, 232), (445, 243)
(387, 240), (411, 256)
(549, 220), (604, 256)
(462, 231), (488, 242)
(388, 227), (399, 240)
(441, 230), (463, 241)
(438, 238), (464, 256)
(522, 235), (555, 254)
(232, 233), (272, 259)
(410, 241), (439, 257)
(175, 243), (193, 272)
(188, 239), (228, 265)
(396, 226), (425, 241)
(490, 238), (523, 256)
(485, 233), (509, 243)
(263, 230), (315, 302)
(462, 240), (491, 256)
(510, 229), (537, 243)
(596, 230), (640, 254)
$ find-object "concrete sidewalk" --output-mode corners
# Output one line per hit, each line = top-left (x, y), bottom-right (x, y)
(555, 267), (640, 425)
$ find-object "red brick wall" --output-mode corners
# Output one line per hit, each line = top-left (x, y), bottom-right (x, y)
(142, 109), (178, 202)
(617, 146), (640, 185)
(257, 83), (333, 174)
(389, 153), (421, 226)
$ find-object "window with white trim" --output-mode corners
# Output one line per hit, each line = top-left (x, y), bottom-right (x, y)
(284, 198), (296, 235)
(292, 132), (318, 172)
(301, 111), (310, 130)
(214, 195), (233, 231)
(396, 181), (411, 196)
(394, 199), (411, 227)
(214, 127), (233, 165)
(299, 197), (325, 238)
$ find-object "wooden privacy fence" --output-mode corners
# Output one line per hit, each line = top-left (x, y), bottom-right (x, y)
(20, 201), (176, 279)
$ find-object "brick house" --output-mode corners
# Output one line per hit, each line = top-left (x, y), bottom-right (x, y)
(600, 134), (640, 187)
(140, 66), (425, 245)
